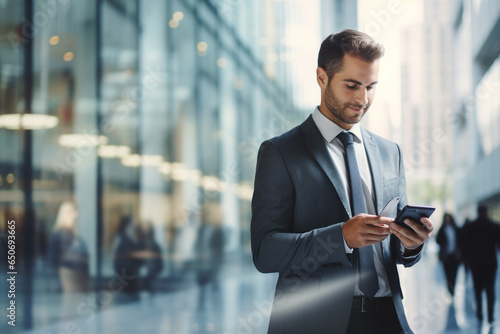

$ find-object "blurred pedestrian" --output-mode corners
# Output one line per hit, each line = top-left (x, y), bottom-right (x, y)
(47, 201), (90, 293)
(436, 213), (461, 297)
(113, 216), (143, 294)
(138, 221), (163, 292)
(462, 205), (500, 324)
(460, 217), (472, 273)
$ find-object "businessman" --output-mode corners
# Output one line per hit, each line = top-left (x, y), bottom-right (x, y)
(251, 29), (433, 334)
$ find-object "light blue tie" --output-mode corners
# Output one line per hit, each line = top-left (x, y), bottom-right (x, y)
(337, 131), (378, 298)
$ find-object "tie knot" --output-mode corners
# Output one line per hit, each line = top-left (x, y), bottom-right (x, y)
(337, 131), (354, 147)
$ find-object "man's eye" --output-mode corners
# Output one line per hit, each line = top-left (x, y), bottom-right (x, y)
(367, 86), (374, 91)
(346, 84), (357, 89)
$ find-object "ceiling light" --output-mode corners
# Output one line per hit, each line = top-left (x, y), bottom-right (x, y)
(59, 134), (107, 147)
(169, 19), (179, 28)
(173, 11), (184, 21)
(237, 183), (254, 200)
(121, 154), (141, 167)
(6, 173), (14, 184)
(0, 114), (59, 130)
(197, 41), (208, 52)
(217, 58), (227, 68)
(63, 52), (74, 61)
(141, 155), (163, 166)
(49, 35), (60, 45)
(98, 145), (131, 158)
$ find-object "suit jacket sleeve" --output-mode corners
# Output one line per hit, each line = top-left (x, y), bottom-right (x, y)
(251, 140), (352, 274)
(391, 143), (422, 267)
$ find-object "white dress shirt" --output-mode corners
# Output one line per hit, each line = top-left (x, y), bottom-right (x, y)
(312, 107), (392, 297)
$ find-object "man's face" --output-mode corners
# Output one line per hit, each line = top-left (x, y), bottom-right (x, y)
(319, 54), (380, 130)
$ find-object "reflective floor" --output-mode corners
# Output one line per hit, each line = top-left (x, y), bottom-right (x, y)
(17, 251), (500, 334)
(401, 251), (499, 334)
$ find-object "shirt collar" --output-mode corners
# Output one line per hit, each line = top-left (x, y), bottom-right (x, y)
(312, 107), (363, 144)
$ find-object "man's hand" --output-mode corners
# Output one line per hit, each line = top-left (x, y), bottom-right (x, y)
(343, 214), (392, 248)
(389, 217), (434, 250)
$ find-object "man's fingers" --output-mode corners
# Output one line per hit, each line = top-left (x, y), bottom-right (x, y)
(403, 219), (433, 240)
(390, 222), (415, 238)
(365, 224), (391, 235)
(389, 229), (404, 242)
(363, 215), (394, 226)
(391, 219), (429, 244)
(389, 217), (434, 250)
(390, 221), (421, 241)
(420, 217), (434, 232)
(346, 213), (422, 248)
(390, 227), (420, 246)
(360, 234), (389, 245)
(402, 218), (421, 231)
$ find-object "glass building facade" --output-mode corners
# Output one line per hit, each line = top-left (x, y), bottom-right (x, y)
(0, 0), (307, 331)
(451, 0), (500, 221)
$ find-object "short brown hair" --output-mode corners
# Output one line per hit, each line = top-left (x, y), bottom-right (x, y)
(318, 29), (384, 80)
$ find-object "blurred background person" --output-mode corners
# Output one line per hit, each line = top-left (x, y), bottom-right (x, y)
(462, 205), (500, 325)
(460, 217), (472, 274)
(137, 220), (163, 292)
(195, 202), (224, 311)
(46, 201), (90, 293)
(436, 213), (461, 297)
(113, 215), (143, 294)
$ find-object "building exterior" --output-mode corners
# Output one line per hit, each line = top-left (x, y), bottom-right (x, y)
(321, 0), (358, 37)
(399, 0), (454, 215)
(0, 0), (313, 330)
(450, 0), (500, 222)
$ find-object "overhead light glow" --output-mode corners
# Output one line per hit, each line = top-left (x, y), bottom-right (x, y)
(0, 114), (59, 130)
(120, 154), (164, 167)
(202, 175), (225, 192)
(171, 168), (201, 182)
(197, 41), (208, 53)
(63, 52), (74, 61)
(98, 145), (131, 158)
(217, 58), (227, 68)
(171, 162), (186, 170)
(6, 173), (15, 184)
(49, 35), (60, 45)
(169, 19), (179, 28)
(159, 162), (172, 175)
(121, 154), (141, 167)
(173, 11), (184, 21)
(237, 183), (254, 200)
(59, 134), (107, 147)
(141, 155), (163, 166)
(171, 168), (192, 181)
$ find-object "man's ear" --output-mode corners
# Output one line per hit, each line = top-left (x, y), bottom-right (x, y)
(316, 67), (328, 89)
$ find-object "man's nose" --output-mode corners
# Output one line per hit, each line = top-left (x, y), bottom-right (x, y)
(355, 88), (368, 105)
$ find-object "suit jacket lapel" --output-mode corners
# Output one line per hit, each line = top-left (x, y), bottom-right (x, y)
(300, 116), (352, 217)
(362, 128), (384, 215)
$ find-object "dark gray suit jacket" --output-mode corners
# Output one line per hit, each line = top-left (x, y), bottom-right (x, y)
(251, 115), (420, 334)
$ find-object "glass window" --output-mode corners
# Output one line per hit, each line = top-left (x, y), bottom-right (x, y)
(477, 56), (500, 156)
(30, 0), (99, 327)
(0, 2), (25, 329)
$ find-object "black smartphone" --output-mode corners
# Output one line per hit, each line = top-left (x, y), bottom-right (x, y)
(395, 205), (435, 230)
